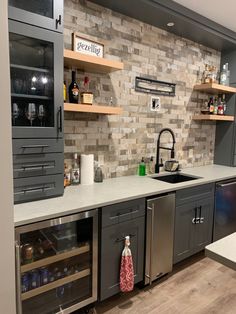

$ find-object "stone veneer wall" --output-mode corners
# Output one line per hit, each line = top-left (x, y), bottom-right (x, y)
(63, 0), (221, 178)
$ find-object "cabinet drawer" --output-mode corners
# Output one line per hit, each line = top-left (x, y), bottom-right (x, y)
(13, 139), (63, 155)
(102, 198), (145, 228)
(176, 183), (214, 206)
(13, 153), (63, 179)
(14, 174), (64, 204)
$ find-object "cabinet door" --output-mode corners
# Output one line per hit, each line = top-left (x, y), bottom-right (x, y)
(173, 202), (196, 264)
(193, 198), (214, 252)
(9, 20), (63, 139)
(8, 0), (63, 33)
(100, 217), (145, 301)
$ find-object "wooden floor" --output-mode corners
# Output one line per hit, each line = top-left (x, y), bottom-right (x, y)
(95, 255), (236, 314)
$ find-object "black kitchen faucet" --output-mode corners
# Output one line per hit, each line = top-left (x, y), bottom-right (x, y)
(155, 128), (176, 173)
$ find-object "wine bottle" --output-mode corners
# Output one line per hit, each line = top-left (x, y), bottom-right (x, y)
(69, 71), (79, 103)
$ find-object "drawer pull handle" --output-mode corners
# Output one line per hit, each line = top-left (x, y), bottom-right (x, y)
(115, 234), (135, 242)
(15, 186), (54, 195)
(110, 209), (139, 220)
(16, 164), (54, 172)
(21, 145), (49, 149)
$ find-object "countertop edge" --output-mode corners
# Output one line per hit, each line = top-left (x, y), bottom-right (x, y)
(14, 166), (236, 227)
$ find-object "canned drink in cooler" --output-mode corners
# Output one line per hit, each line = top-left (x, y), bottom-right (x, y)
(22, 243), (34, 263)
(30, 270), (40, 289)
(21, 273), (30, 293)
(40, 267), (49, 285)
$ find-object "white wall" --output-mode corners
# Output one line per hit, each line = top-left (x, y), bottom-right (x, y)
(0, 0), (16, 313)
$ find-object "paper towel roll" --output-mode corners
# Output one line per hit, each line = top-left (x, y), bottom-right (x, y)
(80, 154), (94, 185)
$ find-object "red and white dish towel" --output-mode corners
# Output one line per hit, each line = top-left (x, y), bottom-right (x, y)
(120, 236), (134, 292)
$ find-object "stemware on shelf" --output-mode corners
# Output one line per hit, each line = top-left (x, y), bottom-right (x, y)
(38, 104), (46, 127)
(12, 102), (20, 126)
(25, 102), (37, 126)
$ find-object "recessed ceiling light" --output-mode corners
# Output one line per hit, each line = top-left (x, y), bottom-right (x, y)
(167, 22), (175, 27)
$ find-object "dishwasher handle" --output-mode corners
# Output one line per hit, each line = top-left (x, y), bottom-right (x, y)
(146, 204), (154, 285)
(217, 181), (236, 188)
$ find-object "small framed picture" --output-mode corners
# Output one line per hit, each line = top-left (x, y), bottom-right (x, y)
(72, 32), (104, 58)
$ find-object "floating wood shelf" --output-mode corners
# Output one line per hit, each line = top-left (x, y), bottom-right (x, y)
(21, 268), (90, 301)
(64, 103), (122, 115)
(21, 244), (90, 273)
(64, 49), (124, 74)
(193, 114), (234, 121)
(194, 83), (236, 94)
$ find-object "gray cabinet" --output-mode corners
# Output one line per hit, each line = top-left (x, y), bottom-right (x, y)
(214, 49), (236, 167)
(100, 199), (145, 301)
(8, 0), (63, 33)
(8, 5), (64, 203)
(174, 184), (214, 264)
(9, 20), (63, 139)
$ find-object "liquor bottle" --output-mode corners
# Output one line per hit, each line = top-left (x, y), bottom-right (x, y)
(71, 153), (80, 185)
(81, 76), (93, 105)
(68, 71), (79, 103)
(208, 96), (214, 114)
(222, 94), (227, 113)
(63, 81), (67, 102)
(220, 63), (230, 85)
(217, 98), (224, 115)
(213, 97), (218, 115)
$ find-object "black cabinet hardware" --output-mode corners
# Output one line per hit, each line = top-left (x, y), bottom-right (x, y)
(56, 14), (62, 29)
(115, 234), (136, 242)
(57, 106), (63, 133)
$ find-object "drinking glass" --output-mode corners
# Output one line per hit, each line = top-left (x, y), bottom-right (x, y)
(25, 103), (37, 126)
(38, 104), (46, 127)
(12, 102), (20, 126)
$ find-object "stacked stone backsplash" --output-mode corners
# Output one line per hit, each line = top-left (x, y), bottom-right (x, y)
(64, 0), (221, 178)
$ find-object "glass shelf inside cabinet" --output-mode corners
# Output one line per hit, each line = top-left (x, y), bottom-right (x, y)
(9, 32), (54, 128)
(9, 0), (53, 19)
(18, 218), (93, 312)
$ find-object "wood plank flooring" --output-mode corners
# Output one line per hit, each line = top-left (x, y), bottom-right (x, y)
(95, 255), (236, 314)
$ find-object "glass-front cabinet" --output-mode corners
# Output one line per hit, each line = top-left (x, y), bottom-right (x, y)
(9, 20), (63, 139)
(8, 0), (63, 33)
(15, 210), (98, 314)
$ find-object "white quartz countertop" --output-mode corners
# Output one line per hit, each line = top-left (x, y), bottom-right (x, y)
(14, 164), (236, 226)
(205, 233), (236, 270)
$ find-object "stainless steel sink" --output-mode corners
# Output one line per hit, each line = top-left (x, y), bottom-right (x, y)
(151, 173), (201, 184)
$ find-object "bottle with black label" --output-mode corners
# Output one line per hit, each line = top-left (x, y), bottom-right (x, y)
(68, 71), (79, 103)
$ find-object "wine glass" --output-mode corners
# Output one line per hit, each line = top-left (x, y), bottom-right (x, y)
(12, 102), (20, 126)
(38, 104), (46, 127)
(25, 103), (37, 126)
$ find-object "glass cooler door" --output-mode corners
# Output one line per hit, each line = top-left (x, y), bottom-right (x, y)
(15, 210), (98, 314)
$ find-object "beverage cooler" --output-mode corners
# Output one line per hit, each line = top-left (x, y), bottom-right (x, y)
(15, 210), (98, 314)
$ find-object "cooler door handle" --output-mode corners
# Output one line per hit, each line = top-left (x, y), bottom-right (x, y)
(15, 242), (22, 314)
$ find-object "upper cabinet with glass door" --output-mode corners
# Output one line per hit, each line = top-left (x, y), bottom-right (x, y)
(9, 20), (63, 139)
(8, 0), (63, 33)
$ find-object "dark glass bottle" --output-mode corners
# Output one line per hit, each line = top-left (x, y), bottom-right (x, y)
(68, 71), (79, 103)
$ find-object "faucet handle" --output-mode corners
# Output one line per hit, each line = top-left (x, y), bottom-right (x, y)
(160, 158), (163, 167)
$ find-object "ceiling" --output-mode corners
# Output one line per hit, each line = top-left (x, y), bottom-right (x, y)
(90, 0), (236, 51)
(173, 0), (236, 32)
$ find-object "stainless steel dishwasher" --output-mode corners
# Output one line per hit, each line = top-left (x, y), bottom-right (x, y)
(214, 180), (236, 241)
(145, 193), (175, 285)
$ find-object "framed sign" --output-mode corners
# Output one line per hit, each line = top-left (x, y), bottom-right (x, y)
(72, 32), (104, 58)
(135, 77), (176, 96)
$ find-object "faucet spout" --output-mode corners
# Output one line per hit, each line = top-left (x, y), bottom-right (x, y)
(155, 128), (176, 173)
